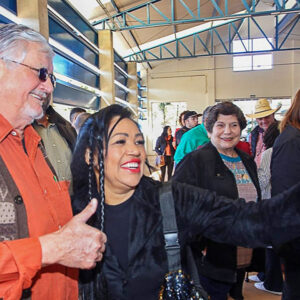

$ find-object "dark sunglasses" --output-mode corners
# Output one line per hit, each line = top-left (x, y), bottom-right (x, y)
(2, 58), (56, 87)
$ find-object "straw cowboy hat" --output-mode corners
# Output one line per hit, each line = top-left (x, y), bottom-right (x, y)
(246, 98), (281, 119)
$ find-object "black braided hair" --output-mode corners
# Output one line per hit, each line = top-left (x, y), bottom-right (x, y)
(71, 104), (137, 231)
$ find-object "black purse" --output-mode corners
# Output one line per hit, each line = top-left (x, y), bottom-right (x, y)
(158, 182), (209, 300)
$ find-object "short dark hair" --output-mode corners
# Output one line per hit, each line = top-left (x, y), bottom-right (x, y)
(206, 102), (247, 133)
(69, 107), (86, 123)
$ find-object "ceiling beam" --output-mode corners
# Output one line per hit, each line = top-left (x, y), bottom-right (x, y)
(124, 14), (300, 62)
(92, 0), (300, 31)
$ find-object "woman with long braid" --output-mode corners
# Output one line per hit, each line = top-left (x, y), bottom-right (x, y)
(71, 104), (300, 300)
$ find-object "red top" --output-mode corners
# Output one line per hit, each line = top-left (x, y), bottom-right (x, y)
(0, 114), (78, 300)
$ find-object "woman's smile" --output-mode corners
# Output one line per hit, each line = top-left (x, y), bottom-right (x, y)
(120, 158), (141, 173)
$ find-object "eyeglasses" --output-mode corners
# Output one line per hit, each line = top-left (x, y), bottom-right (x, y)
(2, 58), (56, 88)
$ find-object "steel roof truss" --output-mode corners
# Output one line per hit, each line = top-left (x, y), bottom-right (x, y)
(212, 27), (229, 53)
(178, 0), (197, 18)
(279, 15), (300, 49)
(195, 33), (211, 54)
(250, 17), (275, 50)
(92, 0), (300, 30)
(124, 13), (300, 62)
(178, 39), (193, 56)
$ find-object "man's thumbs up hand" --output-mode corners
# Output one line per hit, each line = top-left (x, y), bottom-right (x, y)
(74, 198), (98, 223)
(39, 198), (107, 269)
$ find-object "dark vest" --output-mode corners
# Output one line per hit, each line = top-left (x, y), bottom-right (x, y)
(250, 126), (262, 158)
(0, 157), (31, 299)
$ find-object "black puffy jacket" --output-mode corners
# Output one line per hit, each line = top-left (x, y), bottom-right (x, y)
(77, 176), (300, 300)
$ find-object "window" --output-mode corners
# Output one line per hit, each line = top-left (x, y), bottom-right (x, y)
(233, 38), (273, 71)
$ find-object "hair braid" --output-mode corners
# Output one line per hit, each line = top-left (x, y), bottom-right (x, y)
(98, 146), (105, 232)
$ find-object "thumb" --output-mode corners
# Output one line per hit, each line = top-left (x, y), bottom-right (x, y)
(75, 198), (98, 223)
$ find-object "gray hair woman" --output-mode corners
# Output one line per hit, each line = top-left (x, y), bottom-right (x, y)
(174, 101), (260, 300)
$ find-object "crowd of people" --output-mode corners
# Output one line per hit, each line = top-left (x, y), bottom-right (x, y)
(0, 23), (300, 300)
(153, 94), (300, 299)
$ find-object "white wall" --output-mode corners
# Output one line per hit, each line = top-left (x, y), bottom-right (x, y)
(143, 44), (300, 154)
(215, 50), (294, 99)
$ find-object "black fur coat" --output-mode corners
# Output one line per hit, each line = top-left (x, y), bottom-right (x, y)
(76, 176), (300, 300)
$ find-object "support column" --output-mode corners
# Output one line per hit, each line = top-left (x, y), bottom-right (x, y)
(17, 0), (49, 39)
(127, 62), (138, 116)
(98, 30), (115, 107)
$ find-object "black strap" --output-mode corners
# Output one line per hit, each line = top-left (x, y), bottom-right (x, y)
(159, 181), (181, 272)
(38, 143), (58, 178)
(159, 182), (208, 299)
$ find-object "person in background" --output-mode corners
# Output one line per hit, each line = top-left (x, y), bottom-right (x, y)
(174, 102), (261, 300)
(175, 110), (202, 147)
(155, 125), (175, 181)
(271, 89), (300, 300)
(72, 103), (300, 300)
(70, 107), (86, 128)
(34, 94), (77, 192)
(253, 121), (282, 295)
(0, 23), (106, 299)
(246, 99), (281, 283)
(172, 110), (188, 149)
(174, 106), (211, 165)
(246, 99), (280, 167)
(73, 112), (91, 134)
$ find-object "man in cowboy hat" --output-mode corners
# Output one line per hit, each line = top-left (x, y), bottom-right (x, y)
(246, 98), (281, 167)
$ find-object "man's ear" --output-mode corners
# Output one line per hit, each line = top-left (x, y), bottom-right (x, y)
(0, 59), (6, 80)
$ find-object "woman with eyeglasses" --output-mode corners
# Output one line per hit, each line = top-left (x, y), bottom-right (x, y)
(71, 104), (300, 300)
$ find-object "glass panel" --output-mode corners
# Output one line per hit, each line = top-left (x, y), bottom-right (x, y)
(49, 16), (98, 66)
(233, 39), (250, 53)
(115, 86), (127, 101)
(53, 52), (99, 88)
(233, 56), (252, 71)
(253, 38), (273, 51)
(114, 52), (127, 72)
(0, 0), (17, 15)
(253, 54), (273, 70)
(48, 0), (97, 45)
(115, 67), (127, 86)
(53, 81), (100, 110)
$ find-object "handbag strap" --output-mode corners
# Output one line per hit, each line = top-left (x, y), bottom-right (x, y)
(159, 181), (181, 272)
(159, 182), (209, 299)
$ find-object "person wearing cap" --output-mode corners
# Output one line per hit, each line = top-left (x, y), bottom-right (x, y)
(174, 110), (202, 147)
(246, 99), (281, 167)
(174, 106), (211, 165)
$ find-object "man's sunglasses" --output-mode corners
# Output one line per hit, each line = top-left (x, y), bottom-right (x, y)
(2, 58), (56, 87)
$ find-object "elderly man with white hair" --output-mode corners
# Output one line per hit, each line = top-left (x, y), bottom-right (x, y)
(0, 24), (106, 299)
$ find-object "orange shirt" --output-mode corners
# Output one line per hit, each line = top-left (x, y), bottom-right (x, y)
(0, 114), (78, 300)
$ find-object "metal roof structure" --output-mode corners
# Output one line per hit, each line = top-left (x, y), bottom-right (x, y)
(68, 0), (300, 66)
